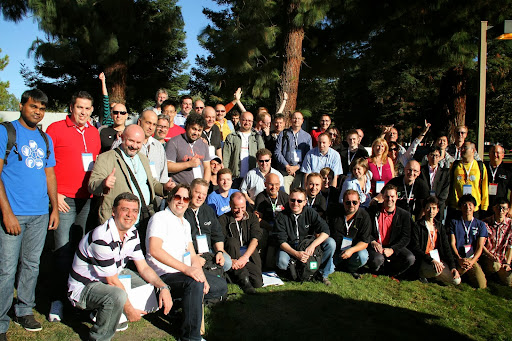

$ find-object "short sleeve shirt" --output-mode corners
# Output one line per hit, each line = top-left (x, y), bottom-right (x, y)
(166, 134), (211, 185)
(450, 218), (488, 258)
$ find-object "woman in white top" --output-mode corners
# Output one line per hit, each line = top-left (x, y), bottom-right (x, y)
(339, 157), (373, 208)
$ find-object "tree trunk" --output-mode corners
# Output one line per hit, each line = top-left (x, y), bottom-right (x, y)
(438, 66), (466, 143)
(105, 61), (128, 104)
(278, 0), (304, 120)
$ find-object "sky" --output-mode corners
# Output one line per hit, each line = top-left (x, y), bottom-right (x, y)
(0, 0), (225, 98)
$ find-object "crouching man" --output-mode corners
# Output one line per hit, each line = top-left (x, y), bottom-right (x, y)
(274, 188), (335, 285)
(67, 193), (172, 341)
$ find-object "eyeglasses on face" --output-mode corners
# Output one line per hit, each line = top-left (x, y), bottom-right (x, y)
(290, 199), (304, 203)
(344, 200), (358, 206)
(258, 159), (271, 163)
(389, 148), (398, 151)
(216, 110), (226, 113)
(113, 111), (127, 115)
(173, 194), (190, 203)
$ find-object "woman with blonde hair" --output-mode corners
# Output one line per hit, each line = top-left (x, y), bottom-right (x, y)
(368, 138), (394, 196)
(339, 157), (372, 208)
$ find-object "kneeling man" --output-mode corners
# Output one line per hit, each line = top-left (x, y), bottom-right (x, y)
(274, 188), (335, 285)
(67, 193), (172, 341)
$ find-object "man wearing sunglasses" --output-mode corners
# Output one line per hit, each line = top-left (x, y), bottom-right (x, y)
(99, 103), (128, 153)
(329, 190), (372, 279)
(274, 188), (335, 286)
(240, 148), (284, 206)
(194, 99), (205, 115)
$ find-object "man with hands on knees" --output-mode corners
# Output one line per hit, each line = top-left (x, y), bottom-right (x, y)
(67, 193), (172, 341)
(147, 185), (210, 341)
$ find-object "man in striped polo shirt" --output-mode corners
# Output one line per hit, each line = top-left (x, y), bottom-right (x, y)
(68, 193), (172, 340)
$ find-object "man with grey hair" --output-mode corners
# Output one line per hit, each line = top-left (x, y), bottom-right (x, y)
(152, 88), (168, 115)
(194, 99), (205, 115)
(154, 114), (170, 145)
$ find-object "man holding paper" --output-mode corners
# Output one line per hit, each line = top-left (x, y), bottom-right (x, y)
(67, 192), (172, 341)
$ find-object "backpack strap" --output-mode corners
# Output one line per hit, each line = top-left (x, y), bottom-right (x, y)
(0, 121), (21, 165)
(37, 127), (51, 160)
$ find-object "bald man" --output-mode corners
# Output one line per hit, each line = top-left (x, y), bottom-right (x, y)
(218, 192), (263, 293)
(194, 100), (205, 114)
(202, 106), (223, 159)
(254, 173), (289, 226)
(99, 103), (128, 153)
(89, 125), (175, 226)
(388, 160), (430, 220)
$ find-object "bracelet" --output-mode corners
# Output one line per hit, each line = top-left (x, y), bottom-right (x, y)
(216, 250), (224, 255)
(156, 285), (170, 295)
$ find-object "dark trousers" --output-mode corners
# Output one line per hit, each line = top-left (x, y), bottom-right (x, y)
(160, 273), (204, 341)
(204, 272), (228, 301)
(225, 237), (263, 288)
(368, 247), (415, 277)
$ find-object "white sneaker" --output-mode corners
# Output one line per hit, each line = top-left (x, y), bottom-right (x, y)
(48, 300), (63, 322)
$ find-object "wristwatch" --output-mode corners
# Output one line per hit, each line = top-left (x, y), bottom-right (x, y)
(156, 285), (170, 295)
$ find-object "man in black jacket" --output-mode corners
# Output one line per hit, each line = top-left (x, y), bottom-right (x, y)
(274, 188), (336, 285)
(330, 190), (372, 278)
(367, 184), (415, 278)
(420, 147), (450, 221)
(218, 192), (263, 294)
(337, 129), (369, 175)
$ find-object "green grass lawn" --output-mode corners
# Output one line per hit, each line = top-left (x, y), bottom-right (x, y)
(6, 271), (512, 341)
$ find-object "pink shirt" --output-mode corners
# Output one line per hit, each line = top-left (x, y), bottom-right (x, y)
(368, 159), (393, 195)
(378, 208), (396, 246)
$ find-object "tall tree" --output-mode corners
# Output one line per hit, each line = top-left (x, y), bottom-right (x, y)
(0, 49), (19, 111)
(2, 0), (188, 111)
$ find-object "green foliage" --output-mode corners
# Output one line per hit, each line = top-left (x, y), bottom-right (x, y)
(0, 49), (19, 111)
(16, 0), (188, 111)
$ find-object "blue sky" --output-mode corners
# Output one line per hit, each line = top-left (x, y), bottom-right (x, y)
(0, 0), (225, 98)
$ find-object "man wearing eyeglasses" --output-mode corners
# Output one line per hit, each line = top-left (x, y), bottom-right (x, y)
(99, 103), (128, 153)
(310, 114), (331, 148)
(160, 100), (185, 142)
(420, 147), (450, 221)
(240, 148), (284, 206)
(483, 144), (512, 219)
(223, 111), (265, 189)
(329, 190), (372, 279)
(154, 114), (170, 146)
(388, 160), (429, 221)
(194, 99), (205, 115)
(447, 125), (481, 161)
(274, 188), (335, 286)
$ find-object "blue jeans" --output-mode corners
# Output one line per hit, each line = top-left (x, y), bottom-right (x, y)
(276, 237), (336, 279)
(334, 249), (369, 273)
(53, 197), (90, 300)
(0, 214), (49, 333)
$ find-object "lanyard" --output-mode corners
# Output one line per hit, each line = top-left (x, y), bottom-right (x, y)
(189, 142), (196, 156)
(345, 216), (354, 235)
(377, 164), (383, 179)
(348, 149), (357, 165)
(193, 208), (202, 235)
(293, 214), (300, 242)
(308, 196), (316, 207)
(429, 165), (438, 189)
(142, 141), (151, 157)
(75, 126), (88, 153)
(235, 220), (243, 244)
(203, 130), (212, 145)
(293, 131), (299, 149)
(425, 221), (436, 249)
(490, 165), (499, 183)
(462, 218), (474, 244)
(268, 194), (279, 211)
(462, 160), (474, 183)
(403, 179), (415, 205)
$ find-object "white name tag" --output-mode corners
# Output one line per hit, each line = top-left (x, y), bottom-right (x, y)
(489, 183), (498, 196)
(192, 165), (202, 178)
(82, 153), (94, 172)
(429, 249), (441, 263)
(376, 181), (385, 194)
(149, 161), (157, 179)
(183, 252), (191, 266)
(294, 149), (301, 163)
(209, 146), (216, 159)
(463, 184), (472, 195)
(196, 235), (209, 254)
(341, 237), (353, 251)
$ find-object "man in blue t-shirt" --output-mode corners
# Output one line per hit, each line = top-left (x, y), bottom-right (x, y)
(207, 168), (239, 216)
(450, 194), (488, 289)
(0, 89), (59, 338)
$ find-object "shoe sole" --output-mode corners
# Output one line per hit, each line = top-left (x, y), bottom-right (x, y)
(48, 315), (62, 322)
(14, 321), (42, 332)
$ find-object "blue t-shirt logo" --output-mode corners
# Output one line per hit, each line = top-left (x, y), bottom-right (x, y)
(21, 140), (45, 169)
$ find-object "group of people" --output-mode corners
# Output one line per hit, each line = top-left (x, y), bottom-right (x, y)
(0, 84), (511, 341)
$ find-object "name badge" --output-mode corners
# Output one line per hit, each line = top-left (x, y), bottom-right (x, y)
(309, 261), (318, 270)
(429, 190), (436, 196)
(376, 181), (385, 194)
(489, 183), (498, 196)
(192, 165), (202, 178)
(429, 249), (440, 263)
(149, 161), (157, 179)
(240, 246), (248, 257)
(208, 146), (216, 159)
(294, 149), (302, 163)
(463, 184), (472, 195)
(464, 244), (472, 256)
(183, 252), (191, 266)
(196, 235), (209, 254)
(341, 237), (353, 251)
(82, 153), (94, 172)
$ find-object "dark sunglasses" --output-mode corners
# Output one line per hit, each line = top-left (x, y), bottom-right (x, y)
(195, 106), (204, 109)
(113, 111), (127, 115)
(258, 159), (271, 163)
(344, 200), (358, 206)
(290, 199), (304, 203)
(216, 110), (226, 113)
(173, 194), (190, 203)
(389, 148), (398, 151)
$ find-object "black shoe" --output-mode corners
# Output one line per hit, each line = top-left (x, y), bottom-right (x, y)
(239, 277), (256, 294)
(351, 272), (362, 280)
(13, 315), (42, 331)
(0, 332), (7, 341)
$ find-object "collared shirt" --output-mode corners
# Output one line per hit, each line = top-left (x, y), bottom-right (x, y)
(240, 167), (284, 200)
(142, 136), (168, 182)
(483, 216), (512, 263)
(174, 112), (188, 128)
(301, 147), (343, 175)
(274, 128), (312, 169)
(120, 149), (150, 206)
(68, 218), (144, 305)
(377, 208), (396, 246)
(146, 207), (192, 276)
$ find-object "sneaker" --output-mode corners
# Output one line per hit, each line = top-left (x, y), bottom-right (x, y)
(322, 277), (332, 286)
(116, 322), (128, 332)
(0, 332), (7, 341)
(48, 300), (64, 322)
(13, 315), (42, 332)
(351, 272), (362, 280)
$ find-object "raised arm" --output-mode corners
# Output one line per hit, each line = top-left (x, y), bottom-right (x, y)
(277, 92), (288, 114)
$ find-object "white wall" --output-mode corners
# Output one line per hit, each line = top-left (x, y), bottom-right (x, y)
(0, 111), (68, 131)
